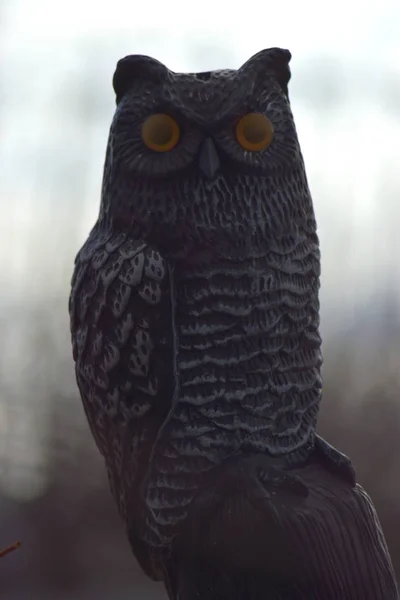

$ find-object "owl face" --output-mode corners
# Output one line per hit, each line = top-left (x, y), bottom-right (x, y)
(101, 48), (314, 253)
(111, 48), (300, 178)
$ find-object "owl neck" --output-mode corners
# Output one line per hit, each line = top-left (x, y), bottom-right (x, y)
(169, 225), (322, 460)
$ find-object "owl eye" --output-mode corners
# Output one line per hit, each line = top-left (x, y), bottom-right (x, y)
(141, 114), (180, 152)
(235, 113), (274, 152)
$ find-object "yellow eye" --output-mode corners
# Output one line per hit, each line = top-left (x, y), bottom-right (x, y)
(141, 114), (180, 152)
(235, 113), (274, 152)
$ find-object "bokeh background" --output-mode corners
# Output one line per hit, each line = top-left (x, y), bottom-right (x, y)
(0, 0), (399, 597)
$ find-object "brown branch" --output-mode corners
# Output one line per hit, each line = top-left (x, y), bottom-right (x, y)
(0, 541), (21, 559)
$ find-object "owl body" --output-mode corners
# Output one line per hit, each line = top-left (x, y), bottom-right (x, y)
(71, 49), (322, 549)
(144, 199), (322, 543)
(69, 50), (397, 598)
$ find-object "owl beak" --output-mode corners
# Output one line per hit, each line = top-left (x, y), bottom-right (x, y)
(198, 138), (220, 180)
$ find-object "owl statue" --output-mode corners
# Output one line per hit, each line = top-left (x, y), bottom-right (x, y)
(69, 48), (398, 599)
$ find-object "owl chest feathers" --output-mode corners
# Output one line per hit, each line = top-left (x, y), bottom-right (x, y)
(141, 239), (322, 547)
(171, 240), (322, 453)
(71, 216), (322, 543)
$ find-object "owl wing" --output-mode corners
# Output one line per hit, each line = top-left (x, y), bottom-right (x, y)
(69, 228), (174, 577)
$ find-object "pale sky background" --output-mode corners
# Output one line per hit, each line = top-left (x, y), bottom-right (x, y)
(0, 0), (399, 501)
(1, 0), (399, 310)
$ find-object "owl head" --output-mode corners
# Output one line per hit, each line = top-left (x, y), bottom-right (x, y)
(100, 48), (315, 256)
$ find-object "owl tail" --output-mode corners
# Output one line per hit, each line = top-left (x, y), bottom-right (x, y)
(163, 455), (398, 600)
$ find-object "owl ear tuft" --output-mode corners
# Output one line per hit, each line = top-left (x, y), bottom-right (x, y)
(113, 55), (169, 104)
(268, 48), (292, 96)
(242, 48), (292, 97)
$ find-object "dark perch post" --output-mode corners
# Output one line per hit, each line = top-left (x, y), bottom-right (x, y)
(69, 47), (399, 600)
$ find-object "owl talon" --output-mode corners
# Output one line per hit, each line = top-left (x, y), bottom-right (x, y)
(256, 465), (309, 499)
(284, 435), (356, 487)
(314, 435), (356, 486)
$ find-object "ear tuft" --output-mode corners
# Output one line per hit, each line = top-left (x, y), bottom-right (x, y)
(112, 55), (168, 104)
(268, 48), (291, 96)
(240, 48), (292, 96)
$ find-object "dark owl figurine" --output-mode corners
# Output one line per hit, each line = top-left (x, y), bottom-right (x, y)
(69, 48), (398, 599)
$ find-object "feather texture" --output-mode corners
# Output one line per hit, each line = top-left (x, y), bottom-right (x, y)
(69, 47), (397, 596)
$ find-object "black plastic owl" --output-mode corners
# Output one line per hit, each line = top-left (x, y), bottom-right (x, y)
(69, 48), (397, 600)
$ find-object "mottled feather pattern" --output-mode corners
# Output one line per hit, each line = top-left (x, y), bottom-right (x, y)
(70, 49), (322, 552)
(69, 48), (388, 585)
(144, 209), (322, 544)
(70, 228), (173, 526)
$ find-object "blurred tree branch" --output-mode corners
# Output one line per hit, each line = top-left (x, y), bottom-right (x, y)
(0, 541), (20, 559)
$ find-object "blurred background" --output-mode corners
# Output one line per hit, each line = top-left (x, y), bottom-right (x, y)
(0, 0), (399, 597)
